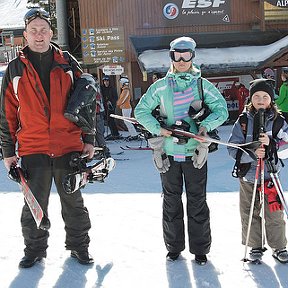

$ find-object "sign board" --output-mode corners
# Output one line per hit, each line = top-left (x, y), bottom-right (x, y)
(226, 100), (239, 112)
(103, 65), (124, 75)
(81, 26), (126, 65)
(161, 0), (231, 27)
(265, 0), (288, 7)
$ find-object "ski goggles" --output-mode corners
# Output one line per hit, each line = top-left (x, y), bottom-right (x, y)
(24, 9), (51, 26)
(170, 49), (194, 62)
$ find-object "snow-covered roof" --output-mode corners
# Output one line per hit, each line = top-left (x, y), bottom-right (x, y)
(0, 0), (29, 29)
(138, 35), (288, 74)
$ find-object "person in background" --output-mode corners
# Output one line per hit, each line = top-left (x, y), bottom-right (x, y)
(275, 67), (288, 123)
(100, 75), (122, 140)
(91, 73), (110, 157)
(135, 36), (228, 265)
(117, 76), (139, 141)
(228, 79), (288, 264)
(152, 72), (162, 83)
(0, 8), (94, 268)
(262, 68), (275, 81)
(236, 83), (249, 115)
(262, 67), (278, 100)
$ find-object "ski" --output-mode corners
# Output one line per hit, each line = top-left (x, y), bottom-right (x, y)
(120, 146), (152, 151)
(8, 166), (50, 230)
(168, 128), (260, 160)
(63, 157), (116, 194)
(111, 114), (137, 124)
(110, 114), (260, 160)
(111, 151), (125, 155)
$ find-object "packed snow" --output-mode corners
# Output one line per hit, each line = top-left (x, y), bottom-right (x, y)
(0, 125), (288, 288)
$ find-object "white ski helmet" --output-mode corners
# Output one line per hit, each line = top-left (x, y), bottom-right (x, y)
(169, 36), (196, 60)
(119, 76), (129, 86)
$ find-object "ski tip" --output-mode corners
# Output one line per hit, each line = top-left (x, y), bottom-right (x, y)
(39, 216), (51, 230)
(241, 258), (262, 265)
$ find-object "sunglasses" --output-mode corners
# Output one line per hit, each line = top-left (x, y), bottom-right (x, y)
(24, 9), (50, 26)
(170, 49), (194, 62)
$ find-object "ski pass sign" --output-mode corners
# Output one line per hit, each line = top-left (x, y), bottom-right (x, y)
(103, 65), (124, 75)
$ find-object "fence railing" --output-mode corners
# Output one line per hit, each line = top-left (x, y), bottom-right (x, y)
(0, 46), (22, 63)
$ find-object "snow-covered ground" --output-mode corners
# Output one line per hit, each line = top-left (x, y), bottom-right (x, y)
(0, 125), (288, 288)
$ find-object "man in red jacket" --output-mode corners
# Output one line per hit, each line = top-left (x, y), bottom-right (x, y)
(0, 8), (94, 268)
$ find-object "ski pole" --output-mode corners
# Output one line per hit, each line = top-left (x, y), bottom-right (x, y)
(265, 160), (288, 217)
(258, 108), (266, 252)
(259, 158), (266, 251)
(270, 173), (288, 217)
(243, 159), (261, 264)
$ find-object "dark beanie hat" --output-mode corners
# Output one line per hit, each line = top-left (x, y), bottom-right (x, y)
(249, 78), (275, 101)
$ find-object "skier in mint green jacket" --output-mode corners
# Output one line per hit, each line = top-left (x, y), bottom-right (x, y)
(134, 36), (228, 265)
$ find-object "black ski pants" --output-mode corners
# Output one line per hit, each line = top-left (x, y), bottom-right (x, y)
(106, 108), (120, 136)
(20, 153), (91, 258)
(160, 158), (211, 255)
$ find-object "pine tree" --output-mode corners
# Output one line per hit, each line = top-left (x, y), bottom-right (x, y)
(27, 0), (48, 9)
(26, 0), (57, 36)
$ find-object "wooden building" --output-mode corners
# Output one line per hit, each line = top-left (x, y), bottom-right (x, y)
(65, 0), (288, 105)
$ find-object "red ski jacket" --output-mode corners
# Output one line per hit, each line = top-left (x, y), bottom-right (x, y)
(0, 44), (94, 158)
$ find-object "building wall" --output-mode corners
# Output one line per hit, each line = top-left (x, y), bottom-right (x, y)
(72, 0), (287, 105)
(77, 0), (264, 63)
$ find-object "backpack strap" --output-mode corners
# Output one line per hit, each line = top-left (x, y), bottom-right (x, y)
(232, 113), (248, 178)
(197, 77), (204, 101)
(272, 114), (284, 138)
(268, 114), (284, 166)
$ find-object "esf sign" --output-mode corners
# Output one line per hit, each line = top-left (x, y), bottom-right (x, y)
(182, 0), (226, 8)
(103, 65), (124, 75)
(162, 0), (230, 25)
(226, 100), (239, 111)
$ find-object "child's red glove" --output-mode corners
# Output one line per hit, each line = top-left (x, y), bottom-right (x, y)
(258, 180), (283, 213)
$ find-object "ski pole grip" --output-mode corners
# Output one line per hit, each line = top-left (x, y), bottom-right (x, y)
(258, 108), (265, 134)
